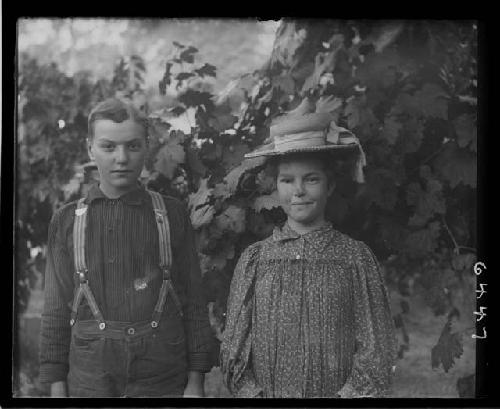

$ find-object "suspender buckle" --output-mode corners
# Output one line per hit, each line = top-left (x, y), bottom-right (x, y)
(162, 267), (171, 281)
(77, 270), (88, 284)
(70, 318), (75, 326)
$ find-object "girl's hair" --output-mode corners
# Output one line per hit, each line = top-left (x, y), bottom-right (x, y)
(267, 151), (350, 185)
(88, 98), (148, 141)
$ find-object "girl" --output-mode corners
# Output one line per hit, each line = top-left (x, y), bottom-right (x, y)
(220, 105), (398, 398)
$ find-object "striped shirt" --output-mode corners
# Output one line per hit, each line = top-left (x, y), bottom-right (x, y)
(39, 183), (213, 384)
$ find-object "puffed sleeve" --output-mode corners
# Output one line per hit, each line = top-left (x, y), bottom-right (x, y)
(220, 242), (263, 397)
(338, 241), (398, 398)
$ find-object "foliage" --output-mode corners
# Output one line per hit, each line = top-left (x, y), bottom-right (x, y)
(16, 20), (477, 390)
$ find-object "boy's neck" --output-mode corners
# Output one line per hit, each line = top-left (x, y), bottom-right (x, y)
(98, 181), (140, 199)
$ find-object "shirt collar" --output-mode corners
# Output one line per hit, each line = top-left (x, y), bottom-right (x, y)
(84, 182), (150, 206)
(272, 221), (338, 252)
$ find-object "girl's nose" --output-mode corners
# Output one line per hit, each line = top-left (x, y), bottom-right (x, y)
(293, 181), (306, 197)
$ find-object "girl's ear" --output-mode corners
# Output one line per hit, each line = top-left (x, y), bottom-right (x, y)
(87, 138), (95, 161)
(328, 180), (336, 197)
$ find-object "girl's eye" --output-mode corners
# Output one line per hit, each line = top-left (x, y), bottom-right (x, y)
(279, 178), (292, 184)
(306, 177), (320, 183)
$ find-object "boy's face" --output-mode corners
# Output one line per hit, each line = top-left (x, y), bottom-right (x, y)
(88, 119), (147, 197)
(277, 157), (334, 228)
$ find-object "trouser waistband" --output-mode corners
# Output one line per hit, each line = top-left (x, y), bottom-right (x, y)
(72, 319), (159, 339)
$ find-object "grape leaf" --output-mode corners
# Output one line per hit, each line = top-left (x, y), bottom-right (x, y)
(188, 178), (212, 211)
(61, 175), (82, 201)
(316, 95), (343, 114)
(272, 74), (295, 95)
(406, 179), (446, 227)
(454, 113), (477, 151)
(382, 115), (403, 145)
(185, 146), (207, 179)
(215, 205), (246, 234)
(405, 221), (441, 258)
(414, 83), (449, 120)
(252, 191), (281, 212)
(434, 142), (477, 188)
(153, 131), (186, 179)
(208, 104), (238, 133)
(222, 143), (250, 171)
(191, 204), (215, 230)
(431, 320), (464, 373)
(220, 156), (266, 196)
(179, 46), (198, 64)
(255, 168), (276, 194)
(364, 169), (398, 211)
(195, 63), (217, 78)
(452, 253), (476, 272)
(399, 117), (425, 154)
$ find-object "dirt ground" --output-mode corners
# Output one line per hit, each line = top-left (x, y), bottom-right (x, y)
(17, 282), (476, 398)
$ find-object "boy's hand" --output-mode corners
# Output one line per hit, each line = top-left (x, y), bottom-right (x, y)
(50, 381), (68, 397)
(183, 371), (205, 397)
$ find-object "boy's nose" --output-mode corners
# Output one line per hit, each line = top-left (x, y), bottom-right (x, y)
(115, 147), (129, 163)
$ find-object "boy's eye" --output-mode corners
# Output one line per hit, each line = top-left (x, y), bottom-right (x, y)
(279, 178), (292, 184)
(100, 144), (114, 150)
(128, 142), (142, 150)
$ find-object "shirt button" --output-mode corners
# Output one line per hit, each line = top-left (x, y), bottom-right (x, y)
(127, 327), (135, 335)
(296, 254), (301, 260)
(108, 257), (115, 263)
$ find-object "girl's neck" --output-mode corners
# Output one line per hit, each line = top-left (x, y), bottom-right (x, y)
(287, 217), (328, 235)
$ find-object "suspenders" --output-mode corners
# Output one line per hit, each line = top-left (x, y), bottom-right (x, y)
(70, 190), (182, 330)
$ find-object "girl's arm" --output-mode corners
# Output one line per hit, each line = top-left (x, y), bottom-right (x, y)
(338, 242), (398, 398)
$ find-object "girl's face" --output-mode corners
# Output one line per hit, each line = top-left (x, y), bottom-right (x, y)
(277, 157), (334, 230)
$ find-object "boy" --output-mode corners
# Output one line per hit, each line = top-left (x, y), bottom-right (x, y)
(39, 98), (213, 397)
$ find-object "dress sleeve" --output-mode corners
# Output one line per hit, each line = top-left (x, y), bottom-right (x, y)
(220, 242), (262, 397)
(39, 208), (75, 385)
(338, 241), (398, 398)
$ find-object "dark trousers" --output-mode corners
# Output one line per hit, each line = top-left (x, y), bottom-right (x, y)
(67, 316), (188, 397)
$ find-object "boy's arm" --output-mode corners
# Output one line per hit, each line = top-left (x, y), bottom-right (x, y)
(39, 209), (75, 394)
(176, 205), (214, 379)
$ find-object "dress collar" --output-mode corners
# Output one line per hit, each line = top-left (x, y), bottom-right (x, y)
(272, 221), (339, 252)
(84, 182), (149, 206)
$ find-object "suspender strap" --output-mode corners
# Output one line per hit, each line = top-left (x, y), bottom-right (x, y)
(71, 199), (106, 329)
(73, 199), (88, 272)
(147, 190), (183, 327)
(148, 190), (172, 271)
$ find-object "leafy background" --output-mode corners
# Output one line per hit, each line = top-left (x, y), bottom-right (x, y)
(15, 19), (477, 397)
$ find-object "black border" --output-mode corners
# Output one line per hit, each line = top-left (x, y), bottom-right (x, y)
(2, 5), (498, 408)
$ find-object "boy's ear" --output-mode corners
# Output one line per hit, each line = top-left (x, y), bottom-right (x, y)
(87, 138), (95, 161)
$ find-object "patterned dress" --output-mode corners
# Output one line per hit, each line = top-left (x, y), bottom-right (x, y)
(220, 222), (398, 398)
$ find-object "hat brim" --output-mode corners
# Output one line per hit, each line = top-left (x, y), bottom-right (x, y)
(244, 143), (359, 158)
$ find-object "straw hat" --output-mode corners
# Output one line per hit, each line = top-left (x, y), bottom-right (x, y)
(244, 98), (367, 183)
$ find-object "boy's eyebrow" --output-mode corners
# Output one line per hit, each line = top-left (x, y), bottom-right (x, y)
(96, 137), (143, 144)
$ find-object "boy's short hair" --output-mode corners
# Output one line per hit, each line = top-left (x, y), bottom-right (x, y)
(88, 98), (148, 141)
